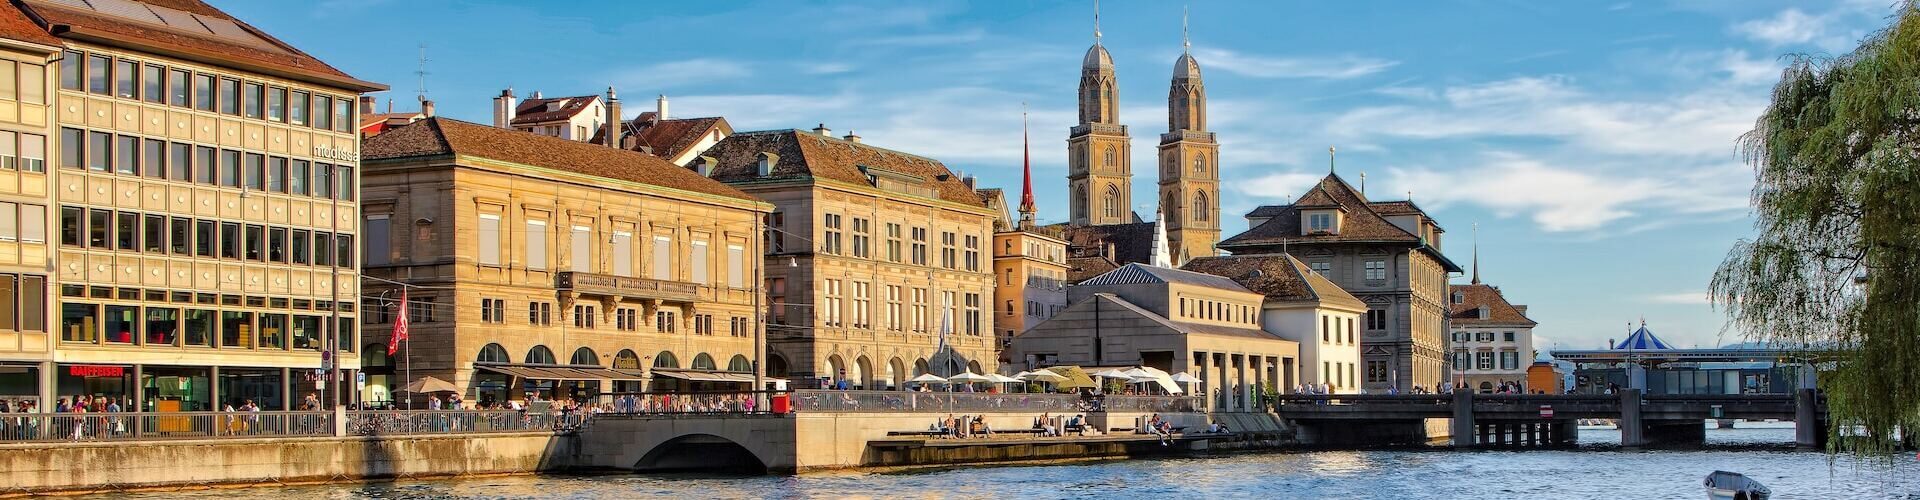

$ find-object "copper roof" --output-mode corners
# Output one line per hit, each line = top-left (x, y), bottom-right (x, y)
(511, 95), (598, 125)
(701, 129), (988, 207)
(361, 117), (757, 204)
(18, 0), (382, 92)
(1078, 262), (1252, 293)
(1448, 283), (1537, 326)
(1181, 254), (1366, 310)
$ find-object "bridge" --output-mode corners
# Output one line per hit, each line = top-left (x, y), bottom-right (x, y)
(1272, 389), (1826, 448)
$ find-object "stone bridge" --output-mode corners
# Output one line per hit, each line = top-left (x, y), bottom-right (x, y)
(1271, 389), (1827, 448)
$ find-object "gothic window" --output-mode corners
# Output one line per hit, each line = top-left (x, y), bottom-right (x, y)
(1163, 193), (1178, 222)
(1193, 191), (1210, 222)
(1163, 153), (1176, 176)
(1075, 187), (1088, 218)
(1102, 185), (1120, 219)
(1103, 146), (1116, 167)
(1193, 153), (1207, 176)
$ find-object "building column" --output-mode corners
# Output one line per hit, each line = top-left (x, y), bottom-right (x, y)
(209, 365), (221, 410)
(1234, 353), (1247, 412)
(38, 360), (54, 410)
(1192, 350), (1208, 411)
(1249, 355), (1264, 411)
(132, 364), (145, 412)
(281, 367), (292, 411)
(1214, 352), (1228, 411)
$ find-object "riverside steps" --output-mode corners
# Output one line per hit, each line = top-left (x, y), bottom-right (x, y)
(1272, 389), (1827, 449)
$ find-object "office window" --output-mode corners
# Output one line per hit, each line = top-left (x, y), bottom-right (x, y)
(336, 166), (354, 201)
(0, 131), (13, 170)
(572, 305), (597, 328)
(113, 211), (136, 250)
(312, 95), (333, 130)
(910, 227), (927, 265)
(19, 133), (43, 172)
(963, 234), (980, 271)
(112, 135), (137, 175)
(242, 82), (263, 118)
(289, 90), (308, 125)
(885, 285), (901, 330)
(611, 230), (633, 277)
(0, 62), (11, 101)
(616, 307), (637, 331)
(17, 63), (40, 105)
(521, 219), (544, 269)
(528, 301), (551, 326)
(690, 240), (708, 284)
(19, 205), (41, 243)
(314, 163), (333, 198)
(267, 86), (285, 122)
(218, 149), (239, 187)
(911, 288), (927, 332)
(765, 212), (784, 253)
(408, 298), (435, 324)
(218, 222), (239, 258)
(85, 209), (108, 248)
(243, 224), (263, 261)
(822, 213), (842, 255)
(1364, 260), (1386, 280)
(654, 311), (674, 333)
(192, 73), (214, 111)
(268, 227), (287, 263)
(336, 234), (353, 268)
(313, 232), (333, 266)
(141, 64), (163, 103)
(257, 313), (285, 349)
(86, 131), (110, 172)
(850, 217), (869, 258)
(480, 298), (505, 324)
(194, 220), (214, 257)
(142, 138), (164, 178)
(114, 58), (136, 99)
(85, 54), (109, 94)
(289, 160), (308, 195)
(884, 222), (901, 262)
(570, 225), (590, 272)
(0, 203), (13, 242)
(726, 244), (744, 288)
(850, 281), (869, 329)
(59, 51), (81, 90)
(290, 230), (308, 264)
(217, 77), (239, 115)
(651, 235), (670, 279)
(940, 231), (955, 269)
(144, 307), (177, 346)
(821, 279), (842, 327)
(141, 214), (163, 252)
(221, 311), (253, 349)
(333, 98), (351, 132)
(58, 128), (81, 170)
(168, 68), (189, 107)
(243, 153), (263, 189)
(193, 146), (214, 184)
(267, 157), (286, 192)
(477, 213), (501, 266)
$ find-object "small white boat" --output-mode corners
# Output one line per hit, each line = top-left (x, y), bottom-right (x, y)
(1703, 470), (1770, 500)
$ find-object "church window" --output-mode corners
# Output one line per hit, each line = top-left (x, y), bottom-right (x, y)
(1103, 146), (1116, 167)
(1193, 154), (1207, 176)
(1102, 185), (1120, 219)
(1193, 191), (1210, 222)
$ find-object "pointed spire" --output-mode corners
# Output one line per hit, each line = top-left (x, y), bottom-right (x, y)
(1471, 222), (1481, 284)
(1328, 146), (1337, 174)
(1094, 0), (1103, 44)
(1182, 4), (1191, 54)
(1018, 104), (1036, 229)
(1151, 208), (1173, 268)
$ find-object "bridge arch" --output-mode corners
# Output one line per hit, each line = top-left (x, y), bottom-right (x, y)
(632, 433), (770, 473)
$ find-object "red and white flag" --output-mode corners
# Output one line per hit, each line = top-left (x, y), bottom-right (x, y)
(388, 290), (409, 355)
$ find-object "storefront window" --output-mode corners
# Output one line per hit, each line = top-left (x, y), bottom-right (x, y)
(218, 368), (282, 410)
(56, 364), (131, 409)
(220, 311), (253, 349)
(145, 307), (178, 346)
(60, 302), (96, 343)
(103, 305), (136, 344)
(141, 366), (210, 412)
(337, 319), (355, 353)
(258, 313), (286, 349)
(182, 309), (213, 346)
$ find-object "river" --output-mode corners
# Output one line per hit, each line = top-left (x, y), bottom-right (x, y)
(112, 424), (1918, 499)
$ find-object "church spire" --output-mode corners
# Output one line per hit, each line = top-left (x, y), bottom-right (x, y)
(1471, 222), (1481, 285)
(1018, 106), (1036, 230)
(1094, 0), (1103, 44)
(1182, 4), (1191, 54)
(1151, 208), (1172, 268)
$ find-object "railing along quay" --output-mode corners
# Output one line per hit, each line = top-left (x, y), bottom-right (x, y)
(0, 409), (591, 443)
(787, 390), (1203, 414)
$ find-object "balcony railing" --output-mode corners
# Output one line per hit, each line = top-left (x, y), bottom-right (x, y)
(556, 271), (698, 302)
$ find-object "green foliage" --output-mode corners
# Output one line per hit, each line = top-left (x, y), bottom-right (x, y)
(1713, 2), (1920, 458)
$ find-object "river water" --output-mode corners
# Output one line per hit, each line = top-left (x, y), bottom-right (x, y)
(116, 424), (1919, 499)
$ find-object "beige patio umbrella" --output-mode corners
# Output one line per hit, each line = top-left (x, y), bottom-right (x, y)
(399, 376), (460, 394)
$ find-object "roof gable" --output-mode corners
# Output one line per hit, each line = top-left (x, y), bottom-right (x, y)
(512, 95), (599, 124)
(362, 117), (756, 203)
(18, 0), (379, 91)
(1448, 283), (1537, 326)
(701, 129), (986, 207)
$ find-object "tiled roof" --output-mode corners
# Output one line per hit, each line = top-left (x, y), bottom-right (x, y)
(1220, 174), (1420, 250)
(1369, 200), (1425, 215)
(18, 0), (380, 91)
(361, 117), (757, 203)
(512, 95), (598, 125)
(700, 129), (987, 206)
(1448, 283), (1537, 326)
(1181, 254), (1364, 311)
(1245, 205), (1289, 219)
(629, 116), (727, 160)
(1087, 294), (1285, 342)
(1079, 262), (1253, 293)
(1066, 255), (1119, 284)
(0, 3), (58, 46)
(1054, 221), (1157, 267)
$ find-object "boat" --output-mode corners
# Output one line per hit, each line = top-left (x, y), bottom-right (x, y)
(1703, 471), (1770, 500)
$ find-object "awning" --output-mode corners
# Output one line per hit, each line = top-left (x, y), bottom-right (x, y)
(477, 364), (646, 381)
(651, 369), (755, 383)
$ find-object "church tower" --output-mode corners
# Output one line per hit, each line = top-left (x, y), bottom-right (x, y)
(1068, 4), (1133, 227)
(1157, 11), (1218, 264)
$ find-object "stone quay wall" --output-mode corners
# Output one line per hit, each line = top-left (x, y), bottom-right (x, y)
(0, 433), (571, 496)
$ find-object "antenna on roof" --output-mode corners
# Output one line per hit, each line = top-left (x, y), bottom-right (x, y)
(1093, 0), (1103, 44)
(414, 43), (430, 103)
(1471, 222), (1480, 284)
(1359, 172), (1366, 196)
(1182, 4), (1191, 54)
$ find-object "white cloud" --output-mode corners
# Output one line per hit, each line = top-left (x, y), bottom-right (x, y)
(1646, 291), (1712, 304)
(845, 28), (987, 48)
(1231, 170), (1323, 203)
(1193, 48), (1397, 80)
(608, 58), (753, 90)
(1732, 9), (1825, 46)
(1375, 152), (1749, 232)
(800, 62), (855, 75)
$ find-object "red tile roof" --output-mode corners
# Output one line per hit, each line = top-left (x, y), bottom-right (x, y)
(0, 2), (58, 46)
(628, 116), (727, 160)
(361, 117), (757, 204)
(511, 95), (598, 125)
(1181, 254), (1366, 310)
(1448, 283), (1537, 326)
(17, 0), (382, 92)
(701, 129), (987, 207)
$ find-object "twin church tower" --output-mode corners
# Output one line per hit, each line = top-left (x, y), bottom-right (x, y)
(1062, 8), (1219, 265)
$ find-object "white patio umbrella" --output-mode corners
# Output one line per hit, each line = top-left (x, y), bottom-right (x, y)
(986, 373), (1022, 392)
(946, 372), (991, 383)
(910, 373), (948, 384)
(1171, 372), (1202, 396)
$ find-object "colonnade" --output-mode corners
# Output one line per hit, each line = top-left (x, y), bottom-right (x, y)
(1191, 350), (1294, 412)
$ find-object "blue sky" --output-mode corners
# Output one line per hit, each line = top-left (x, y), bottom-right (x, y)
(225, 0), (1903, 351)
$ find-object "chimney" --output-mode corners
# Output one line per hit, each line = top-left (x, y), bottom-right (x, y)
(604, 86), (621, 148)
(813, 123), (831, 137)
(843, 130), (861, 143)
(656, 94), (670, 121)
(358, 95), (375, 115)
(531, 90), (543, 99)
(492, 87), (516, 128)
(962, 175), (976, 189)
(756, 152), (779, 177)
(421, 99), (436, 118)
(1514, 305), (1528, 316)
(385, 98), (393, 113)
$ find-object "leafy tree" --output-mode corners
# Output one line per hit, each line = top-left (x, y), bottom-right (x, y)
(1712, 2), (1920, 456)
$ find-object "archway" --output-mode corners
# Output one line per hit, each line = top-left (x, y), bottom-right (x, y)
(653, 351), (679, 369)
(613, 350), (641, 369)
(633, 434), (768, 473)
(766, 353), (790, 378)
(477, 343), (510, 363)
(967, 360), (983, 375)
(571, 347), (599, 366)
(692, 353), (717, 371)
(1479, 381), (1495, 394)
(525, 345), (556, 364)
(888, 357), (906, 390)
(826, 354), (847, 388)
(854, 355), (874, 390)
(914, 358), (929, 376)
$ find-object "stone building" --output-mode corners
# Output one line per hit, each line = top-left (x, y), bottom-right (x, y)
(1220, 173), (1462, 393)
(0, 7), (58, 408)
(1182, 254), (1368, 394)
(359, 117), (769, 406)
(1006, 263), (1298, 411)
(29, 0), (383, 411)
(990, 129), (1067, 361)
(1447, 279), (1537, 392)
(701, 126), (997, 389)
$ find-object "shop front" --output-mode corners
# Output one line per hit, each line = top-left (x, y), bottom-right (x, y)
(218, 367), (284, 410)
(475, 363), (645, 406)
(55, 363), (132, 409)
(139, 365), (211, 412)
(0, 362), (40, 409)
(648, 368), (758, 393)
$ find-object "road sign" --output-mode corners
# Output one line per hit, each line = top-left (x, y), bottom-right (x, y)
(1539, 405), (1554, 419)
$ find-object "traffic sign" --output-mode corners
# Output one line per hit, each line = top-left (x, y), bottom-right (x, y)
(1539, 405), (1554, 419)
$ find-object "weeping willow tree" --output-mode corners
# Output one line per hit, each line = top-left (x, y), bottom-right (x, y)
(1711, 2), (1920, 456)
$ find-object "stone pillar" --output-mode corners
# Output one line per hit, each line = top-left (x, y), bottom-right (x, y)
(1626, 363), (1646, 391)
(1619, 388), (1646, 448)
(1234, 354), (1247, 411)
(281, 367), (292, 411)
(209, 365), (221, 410)
(1554, 419), (1579, 447)
(1451, 389), (1475, 448)
(37, 360), (53, 410)
(1795, 388), (1824, 449)
(1194, 351), (1210, 412)
(132, 364), (144, 416)
(1214, 353), (1229, 411)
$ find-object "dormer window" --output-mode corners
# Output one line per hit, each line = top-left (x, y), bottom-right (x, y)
(1302, 209), (1342, 235)
(1309, 213), (1332, 231)
(1477, 306), (1490, 320)
(1452, 292), (1464, 304)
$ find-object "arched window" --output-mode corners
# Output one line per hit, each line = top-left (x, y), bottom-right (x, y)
(364, 345), (392, 368)
(570, 347), (598, 366)
(1102, 185), (1120, 219)
(691, 353), (717, 371)
(1194, 191), (1210, 222)
(767, 354), (790, 377)
(525, 345), (556, 364)
(1103, 145), (1116, 167)
(613, 349), (641, 369)
(1074, 187), (1088, 217)
(653, 351), (679, 369)
(1164, 193), (1178, 222)
(728, 355), (752, 372)
(477, 343), (510, 363)
(1193, 153), (1207, 176)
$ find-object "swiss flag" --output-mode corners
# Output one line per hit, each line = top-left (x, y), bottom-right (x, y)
(388, 290), (409, 355)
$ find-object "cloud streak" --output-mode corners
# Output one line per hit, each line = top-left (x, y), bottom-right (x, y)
(1193, 48), (1397, 80)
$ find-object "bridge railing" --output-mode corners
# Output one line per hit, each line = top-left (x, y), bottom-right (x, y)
(345, 410), (588, 436)
(789, 390), (1089, 413)
(1273, 394), (1450, 406)
(0, 411), (334, 443)
(597, 391), (777, 415)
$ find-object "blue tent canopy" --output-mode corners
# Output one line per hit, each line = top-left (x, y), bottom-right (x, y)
(1613, 324), (1673, 350)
